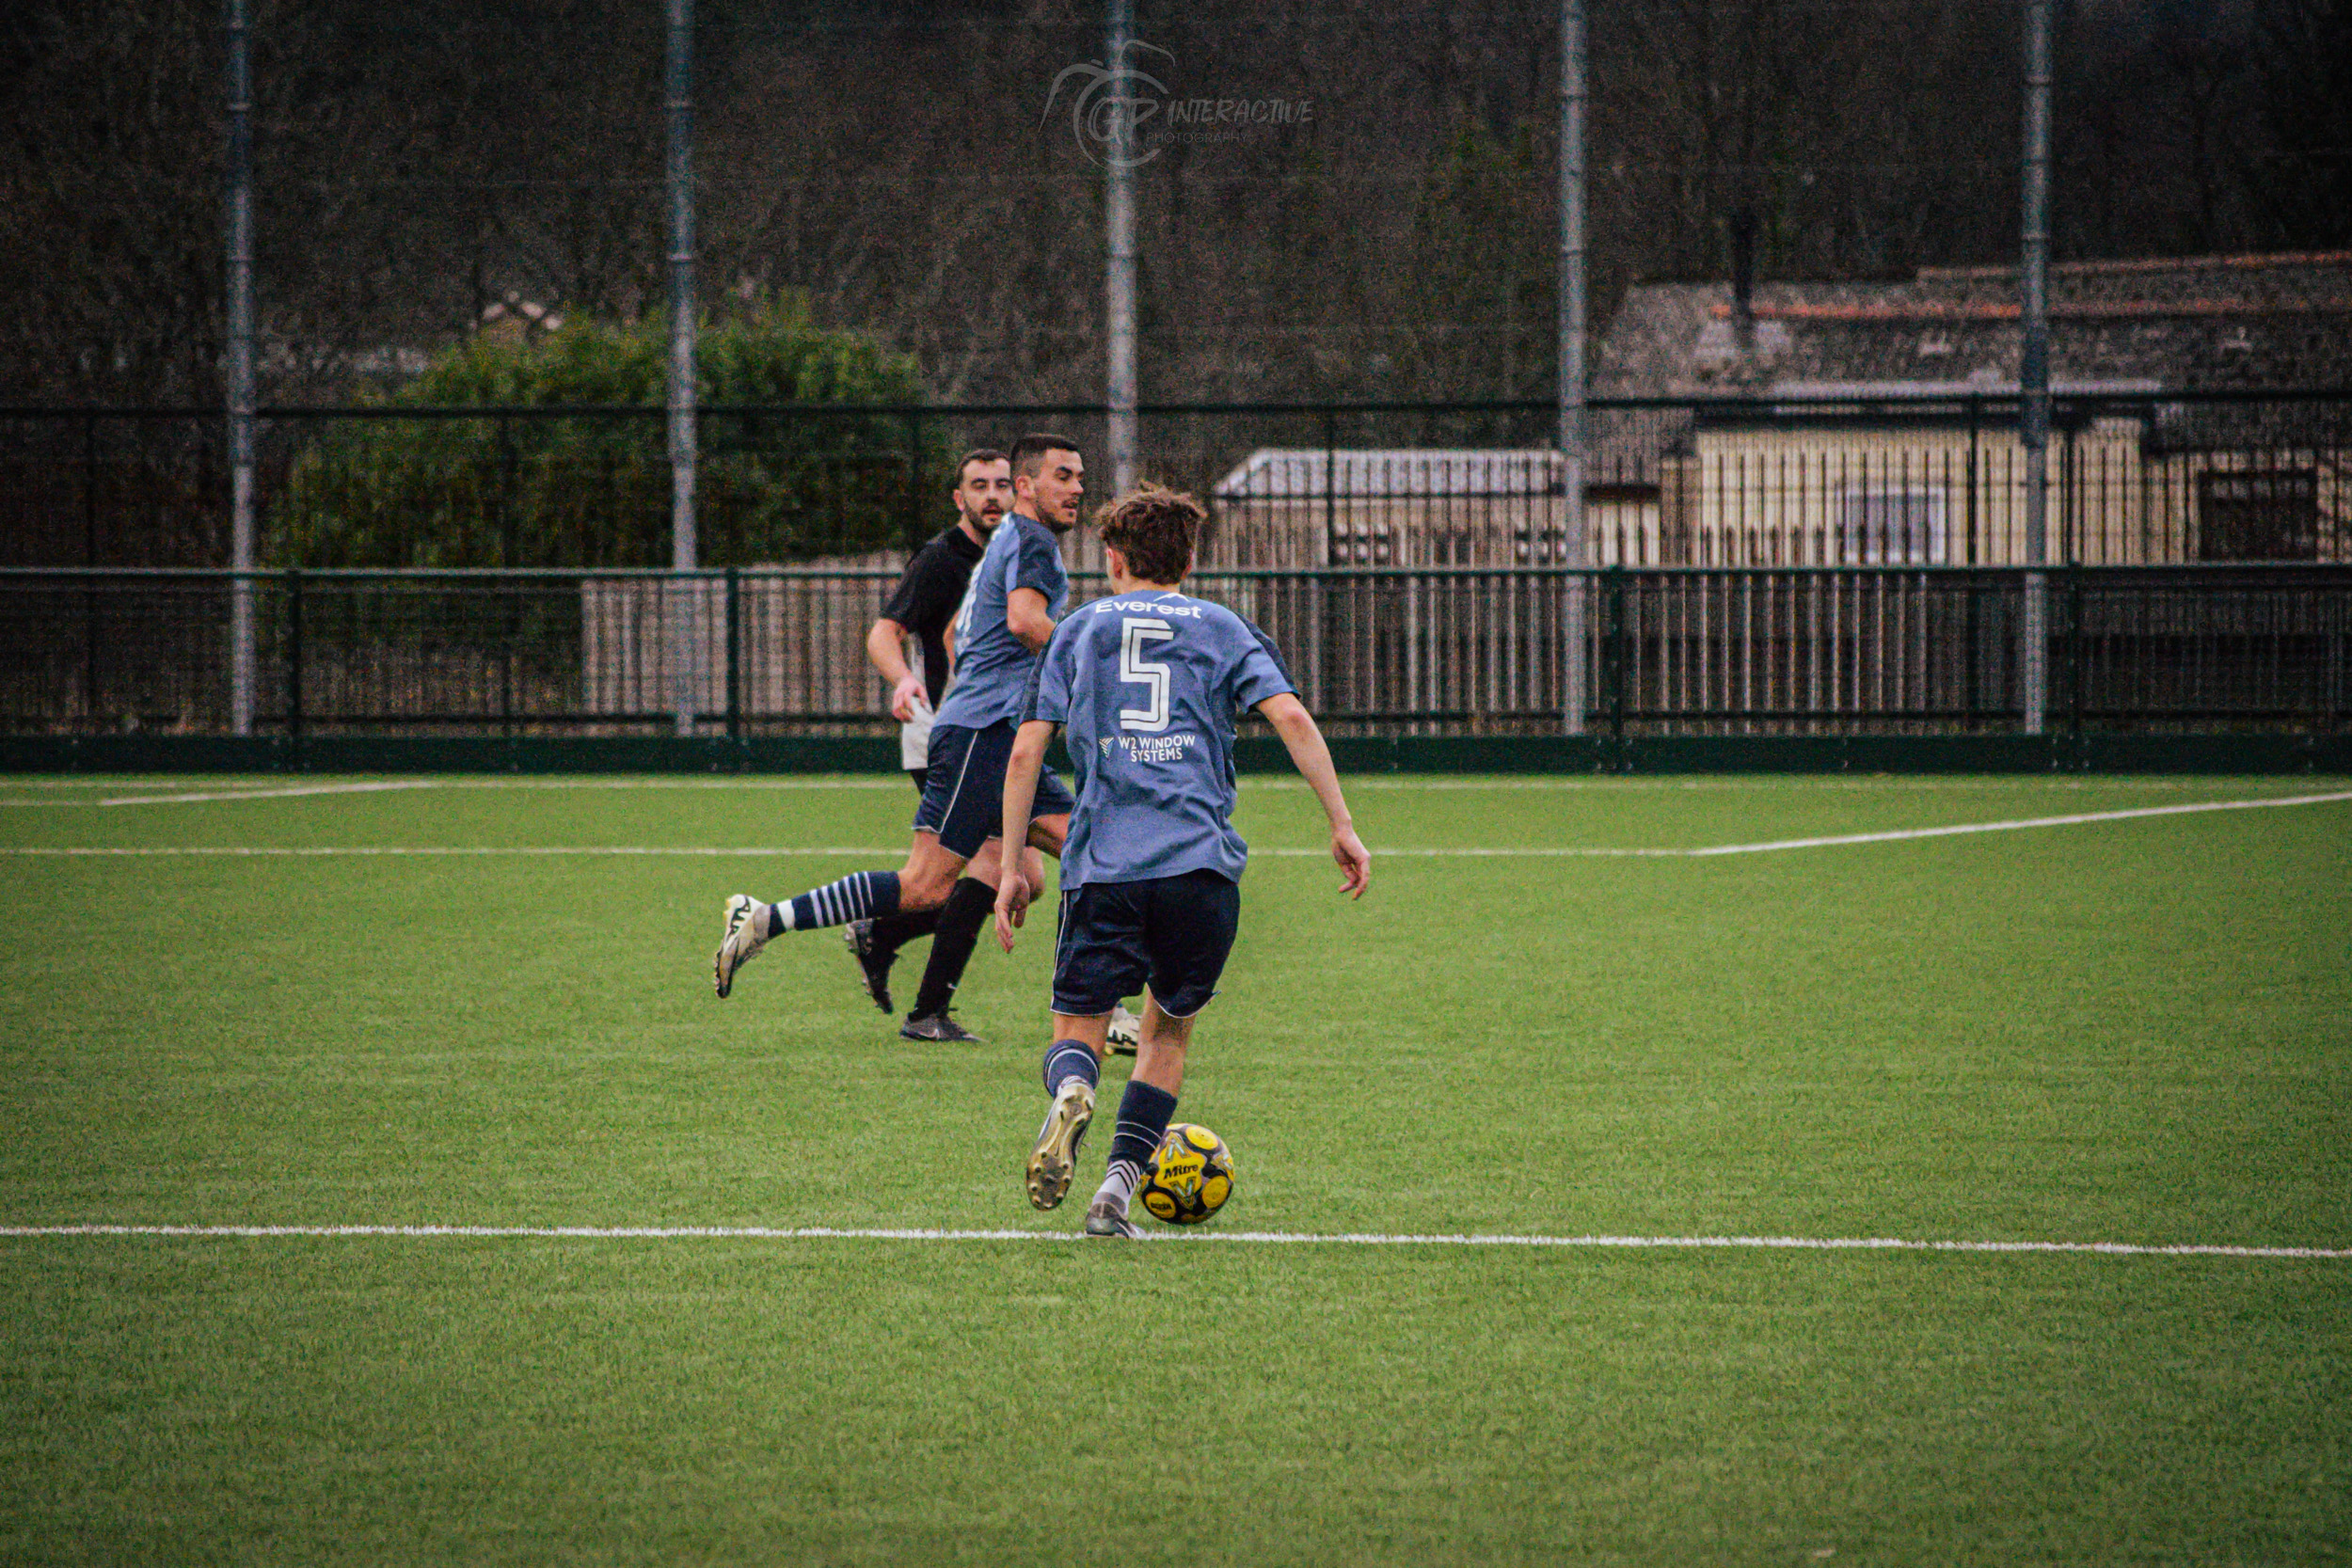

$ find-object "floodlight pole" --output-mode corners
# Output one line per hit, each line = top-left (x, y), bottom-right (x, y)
(2019, 0), (2052, 736)
(1559, 0), (1589, 736)
(666, 0), (699, 736)
(1105, 0), (1138, 497)
(225, 0), (256, 736)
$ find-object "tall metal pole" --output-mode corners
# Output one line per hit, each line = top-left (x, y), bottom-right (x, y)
(666, 0), (699, 736)
(1559, 0), (1589, 736)
(225, 0), (256, 736)
(2020, 0), (2052, 736)
(1105, 0), (1138, 497)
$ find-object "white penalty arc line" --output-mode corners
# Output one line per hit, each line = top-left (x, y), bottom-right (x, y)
(8, 790), (2349, 860)
(0, 1224), (2343, 1259)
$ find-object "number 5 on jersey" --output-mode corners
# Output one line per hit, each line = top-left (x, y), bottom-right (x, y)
(1119, 617), (1174, 733)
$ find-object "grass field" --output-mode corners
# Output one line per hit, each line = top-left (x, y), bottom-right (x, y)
(2, 772), (2347, 1564)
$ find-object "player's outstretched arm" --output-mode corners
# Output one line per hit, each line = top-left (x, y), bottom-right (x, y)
(865, 617), (925, 721)
(993, 719), (1055, 949)
(1257, 693), (1371, 899)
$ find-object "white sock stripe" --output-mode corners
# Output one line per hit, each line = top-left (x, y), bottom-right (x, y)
(0, 1224), (2340, 1258)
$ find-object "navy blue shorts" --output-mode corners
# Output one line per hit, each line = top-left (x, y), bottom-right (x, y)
(1053, 869), (1241, 1020)
(912, 721), (1075, 861)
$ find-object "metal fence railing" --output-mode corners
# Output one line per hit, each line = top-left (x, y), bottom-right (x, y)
(6, 565), (2346, 738)
(5, 392), (2346, 573)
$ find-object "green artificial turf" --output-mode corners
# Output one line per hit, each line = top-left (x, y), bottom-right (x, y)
(2, 774), (2346, 1563)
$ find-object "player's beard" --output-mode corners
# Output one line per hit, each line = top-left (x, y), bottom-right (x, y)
(961, 499), (1005, 536)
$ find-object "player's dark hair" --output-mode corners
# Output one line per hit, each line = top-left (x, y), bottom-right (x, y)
(1009, 433), (1082, 480)
(1096, 483), (1203, 586)
(954, 448), (1009, 483)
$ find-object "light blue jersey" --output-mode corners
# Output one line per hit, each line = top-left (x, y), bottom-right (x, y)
(1025, 589), (1295, 888)
(931, 513), (1071, 731)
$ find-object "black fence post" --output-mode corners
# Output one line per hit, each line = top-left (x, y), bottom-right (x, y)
(82, 410), (100, 730)
(285, 566), (304, 758)
(725, 564), (742, 756)
(1322, 405), (1338, 552)
(499, 584), (516, 740)
(2067, 562), (2085, 737)
(1964, 395), (1980, 566)
(496, 415), (517, 566)
(903, 413), (924, 550)
(1604, 564), (1629, 757)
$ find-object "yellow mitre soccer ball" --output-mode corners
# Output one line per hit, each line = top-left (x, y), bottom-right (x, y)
(1138, 1124), (1235, 1226)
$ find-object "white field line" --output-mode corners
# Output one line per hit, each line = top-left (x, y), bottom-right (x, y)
(98, 781), (444, 806)
(1670, 788), (2352, 855)
(0, 1223), (2342, 1259)
(0, 846), (914, 857)
(8, 790), (2348, 861)
(9, 776), (2336, 802)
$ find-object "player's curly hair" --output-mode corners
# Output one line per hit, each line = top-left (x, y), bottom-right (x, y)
(1096, 483), (1203, 586)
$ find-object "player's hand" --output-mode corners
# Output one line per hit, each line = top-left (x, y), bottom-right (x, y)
(1330, 826), (1372, 899)
(889, 674), (927, 723)
(993, 877), (1032, 952)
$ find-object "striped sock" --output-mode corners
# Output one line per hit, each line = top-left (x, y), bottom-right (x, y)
(1107, 1081), (1178, 1175)
(1100, 1158), (1142, 1204)
(1041, 1038), (1101, 1098)
(774, 871), (902, 933)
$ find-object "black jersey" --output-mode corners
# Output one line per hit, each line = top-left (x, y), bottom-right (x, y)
(882, 522), (988, 708)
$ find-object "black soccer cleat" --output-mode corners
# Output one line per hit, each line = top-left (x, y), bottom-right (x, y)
(843, 920), (895, 1013)
(899, 1010), (982, 1044)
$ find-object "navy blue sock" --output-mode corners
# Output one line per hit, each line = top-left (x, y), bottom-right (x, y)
(1107, 1080), (1179, 1176)
(772, 870), (901, 933)
(1041, 1038), (1101, 1098)
(866, 907), (940, 959)
(910, 878), (995, 1020)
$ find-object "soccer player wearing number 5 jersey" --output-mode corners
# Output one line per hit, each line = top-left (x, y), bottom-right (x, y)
(993, 483), (1372, 1237)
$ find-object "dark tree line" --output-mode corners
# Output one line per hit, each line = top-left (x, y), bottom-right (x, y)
(2, 0), (2343, 409)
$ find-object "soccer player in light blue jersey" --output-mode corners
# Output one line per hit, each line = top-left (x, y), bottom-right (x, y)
(993, 483), (1372, 1236)
(712, 436), (1088, 1019)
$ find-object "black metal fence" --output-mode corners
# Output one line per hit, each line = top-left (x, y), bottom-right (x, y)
(5, 564), (2345, 738)
(2, 393), (2345, 738)
(5, 392), (2346, 572)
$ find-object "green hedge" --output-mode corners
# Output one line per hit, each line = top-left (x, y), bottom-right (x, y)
(273, 300), (948, 567)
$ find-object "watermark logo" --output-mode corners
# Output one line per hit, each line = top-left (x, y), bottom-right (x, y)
(1044, 40), (1312, 167)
